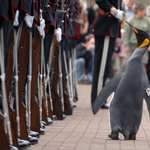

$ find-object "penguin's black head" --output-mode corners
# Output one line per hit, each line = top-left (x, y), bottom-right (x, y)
(125, 21), (150, 49)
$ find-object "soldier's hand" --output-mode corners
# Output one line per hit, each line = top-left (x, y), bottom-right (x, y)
(37, 18), (45, 37)
(13, 10), (19, 26)
(24, 14), (34, 28)
(110, 7), (126, 21)
(55, 28), (62, 42)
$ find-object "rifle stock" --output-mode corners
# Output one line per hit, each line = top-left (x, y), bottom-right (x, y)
(0, 113), (9, 150)
(62, 57), (73, 115)
(17, 21), (30, 141)
(46, 39), (54, 120)
(30, 28), (41, 133)
(5, 30), (18, 147)
(39, 38), (48, 125)
(51, 35), (64, 120)
(42, 79), (48, 124)
(42, 44), (53, 123)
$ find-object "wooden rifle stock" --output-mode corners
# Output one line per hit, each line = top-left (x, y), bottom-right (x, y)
(5, 30), (18, 147)
(51, 35), (64, 120)
(62, 58), (73, 115)
(0, 113), (9, 150)
(42, 46), (53, 122)
(46, 72), (53, 120)
(42, 79), (48, 124)
(39, 39), (48, 125)
(17, 21), (30, 141)
(45, 56), (54, 120)
(30, 28), (41, 133)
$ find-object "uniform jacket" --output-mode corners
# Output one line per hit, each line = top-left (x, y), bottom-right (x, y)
(21, 0), (34, 16)
(0, 0), (15, 21)
(91, 0), (122, 38)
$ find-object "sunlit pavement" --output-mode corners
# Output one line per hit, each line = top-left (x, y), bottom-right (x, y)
(27, 84), (150, 150)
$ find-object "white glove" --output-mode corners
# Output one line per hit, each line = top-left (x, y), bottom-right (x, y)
(24, 14), (34, 28)
(55, 28), (62, 42)
(36, 18), (45, 37)
(13, 10), (19, 26)
(115, 9), (123, 20)
(110, 7), (125, 21)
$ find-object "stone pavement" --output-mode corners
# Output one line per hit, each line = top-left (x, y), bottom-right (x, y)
(27, 84), (150, 150)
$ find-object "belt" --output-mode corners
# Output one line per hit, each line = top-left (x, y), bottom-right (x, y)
(98, 9), (109, 16)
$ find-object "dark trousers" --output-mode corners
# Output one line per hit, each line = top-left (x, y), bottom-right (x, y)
(146, 52), (150, 83)
(91, 35), (116, 105)
(44, 28), (54, 75)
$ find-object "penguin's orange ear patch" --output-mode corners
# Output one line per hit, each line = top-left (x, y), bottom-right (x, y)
(137, 38), (149, 49)
(131, 26), (138, 34)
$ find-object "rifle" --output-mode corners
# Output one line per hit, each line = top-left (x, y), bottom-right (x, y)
(50, 0), (67, 120)
(36, 8), (50, 126)
(5, 29), (18, 147)
(62, 54), (73, 115)
(46, 79), (53, 120)
(42, 80), (49, 124)
(0, 27), (13, 146)
(26, 25), (33, 132)
(51, 35), (64, 120)
(17, 21), (30, 141)
(43, 48), (53, 123)
(40, 41), (49, 125)
(45, 37), (54, 120)
(58, 45), (65, 113)
(30, 27), (41, 133)
(0, 112), (9, 150)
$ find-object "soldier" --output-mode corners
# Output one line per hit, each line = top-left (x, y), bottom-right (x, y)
(0, 0), (82, 149)
(90, 0), (126, 108)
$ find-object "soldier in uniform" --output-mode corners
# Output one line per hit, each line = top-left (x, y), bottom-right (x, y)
(90, 0), (125, 108)
(43, 0), (56, 72)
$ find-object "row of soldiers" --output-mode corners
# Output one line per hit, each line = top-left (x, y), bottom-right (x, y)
(0, 0), (81, 149)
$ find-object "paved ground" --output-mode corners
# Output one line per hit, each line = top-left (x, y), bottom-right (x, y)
(27, 84), (150, 150)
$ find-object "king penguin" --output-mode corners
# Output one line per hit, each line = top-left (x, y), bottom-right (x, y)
(92, 22), (150, 140)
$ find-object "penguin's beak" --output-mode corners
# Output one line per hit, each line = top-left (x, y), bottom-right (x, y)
(125, 21), (138, 34)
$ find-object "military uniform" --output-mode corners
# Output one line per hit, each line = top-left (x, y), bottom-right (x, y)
(43, 0), (57, 72)
(90, 0), (122, 106)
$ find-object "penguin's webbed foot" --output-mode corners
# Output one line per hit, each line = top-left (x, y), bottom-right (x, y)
(108, 132), (119, 140)
(129, 133), (136, 140)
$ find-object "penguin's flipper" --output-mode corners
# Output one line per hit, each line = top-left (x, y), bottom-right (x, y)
(92, 68), (124, 115)
(142, 70), (150, 115)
